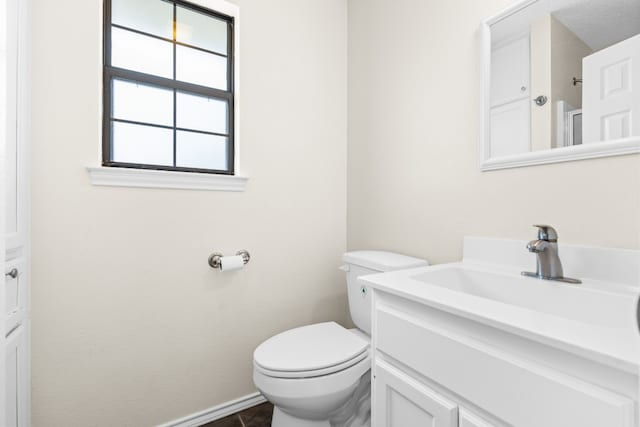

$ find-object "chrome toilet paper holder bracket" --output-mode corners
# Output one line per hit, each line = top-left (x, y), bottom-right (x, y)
(208, 250), (251, 270)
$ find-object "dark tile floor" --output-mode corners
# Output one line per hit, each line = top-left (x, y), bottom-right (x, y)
(200, 402), (273, 427)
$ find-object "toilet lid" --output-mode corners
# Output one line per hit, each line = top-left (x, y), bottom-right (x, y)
(253, 322), (369, 374)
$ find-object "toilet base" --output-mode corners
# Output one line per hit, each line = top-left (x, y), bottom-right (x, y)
(269, 373), (371, 427)
(272, 407), (330, 427)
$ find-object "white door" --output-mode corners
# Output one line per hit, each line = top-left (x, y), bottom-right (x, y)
(0, 0), (9, 418)
(491, 35), (530, 107)
(2, 0), (29, 424)
(374, 360), (458, 427)
(582, 34), (640, 143)
(490, 98), (530, 157)
(490, 35), (531, 157)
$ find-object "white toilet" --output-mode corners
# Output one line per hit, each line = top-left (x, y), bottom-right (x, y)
(253, 251), (428, 427)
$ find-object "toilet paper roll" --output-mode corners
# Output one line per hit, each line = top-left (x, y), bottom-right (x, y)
(220, 255), (245, 272)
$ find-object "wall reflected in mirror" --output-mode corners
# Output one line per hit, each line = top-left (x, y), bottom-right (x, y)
(489, 0), (640, 159)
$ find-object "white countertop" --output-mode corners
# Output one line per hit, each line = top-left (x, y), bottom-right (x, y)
(361, 261), (640, 374)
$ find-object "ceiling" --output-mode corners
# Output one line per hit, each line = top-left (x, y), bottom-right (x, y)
(491, 0), (640, 51)
(553, 0), (640, 50)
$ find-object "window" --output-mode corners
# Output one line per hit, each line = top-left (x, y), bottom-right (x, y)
(103, 0), (235, 175)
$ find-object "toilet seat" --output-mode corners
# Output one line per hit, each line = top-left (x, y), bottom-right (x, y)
(255, 349), (369, 379)
(253, 322), (369, 379)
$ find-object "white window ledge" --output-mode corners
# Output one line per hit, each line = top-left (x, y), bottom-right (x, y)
(87, 166), (248, 191)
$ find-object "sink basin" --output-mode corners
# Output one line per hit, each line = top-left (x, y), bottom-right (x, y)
(411, 266), (637, 329)
(360, 237), (640, 372)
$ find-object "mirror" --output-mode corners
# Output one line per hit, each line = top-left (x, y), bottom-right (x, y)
(480, 0), (640, 170)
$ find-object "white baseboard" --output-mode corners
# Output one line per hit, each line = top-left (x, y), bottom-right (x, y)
(157, 392), (267, 427)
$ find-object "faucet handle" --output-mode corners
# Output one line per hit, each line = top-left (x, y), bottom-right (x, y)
(533, 224), (558, 242)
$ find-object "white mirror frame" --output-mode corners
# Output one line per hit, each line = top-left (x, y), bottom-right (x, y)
(479, 0), (640, 172)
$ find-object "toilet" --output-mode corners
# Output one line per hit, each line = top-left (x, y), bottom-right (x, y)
(253, 251), (428, 427)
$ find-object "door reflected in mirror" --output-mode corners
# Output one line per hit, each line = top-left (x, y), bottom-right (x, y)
(481, 0), (640, 170)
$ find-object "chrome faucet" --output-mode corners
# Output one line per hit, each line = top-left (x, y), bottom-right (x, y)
(522, 225), (581, 284)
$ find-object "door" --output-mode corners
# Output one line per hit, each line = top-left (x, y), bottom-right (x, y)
(491, 35), (530, 107)
(374, 360), (458, 427)
(2, 0), (30, 424)
(490, 99), (530, 157)
(582, 34), (640, 143)
(0, 0), (10, 418)
(490, 35), (531, 157)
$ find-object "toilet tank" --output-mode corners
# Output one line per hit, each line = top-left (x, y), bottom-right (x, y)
(341, 251), (428, 335)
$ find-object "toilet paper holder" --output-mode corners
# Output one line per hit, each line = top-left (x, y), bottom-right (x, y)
(208, 250), (251, 270)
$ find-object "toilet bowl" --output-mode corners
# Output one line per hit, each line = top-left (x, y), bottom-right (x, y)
(254, 323), (370, 427)
(253, 251), (428, 427)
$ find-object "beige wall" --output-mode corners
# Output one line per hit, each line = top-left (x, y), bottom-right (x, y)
(29, 0), (640, 424)
(550, 15), (591, 115)
(549, 15), (592, 148)
(530, 14), (553, 151)
(531, 14), (592, 149)
(30, 0), (347, 426)
(347, 0), (640, 264)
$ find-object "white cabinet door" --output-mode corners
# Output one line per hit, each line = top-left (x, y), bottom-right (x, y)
(459, 408), (499, 427)
(5, 326), (27, 427)
(374, 360), (458, 427)
(583, 34), (640, 143)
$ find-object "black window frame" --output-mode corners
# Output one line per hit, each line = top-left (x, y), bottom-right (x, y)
(103, 0), (235, 175)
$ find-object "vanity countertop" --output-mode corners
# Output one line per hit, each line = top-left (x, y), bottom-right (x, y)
(361, 238), (640, 374)
(362, 263), (640, 373)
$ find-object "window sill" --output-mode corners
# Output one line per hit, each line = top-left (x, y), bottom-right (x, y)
(86, 166), (248, 192)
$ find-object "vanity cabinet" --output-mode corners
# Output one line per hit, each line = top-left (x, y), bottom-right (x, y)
(370, 292), (637, 427)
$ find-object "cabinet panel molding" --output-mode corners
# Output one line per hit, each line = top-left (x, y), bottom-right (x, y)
(459, 408), (499, 427)
(374, 359), (458, 427)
